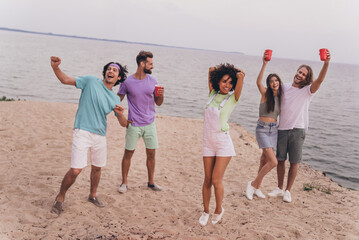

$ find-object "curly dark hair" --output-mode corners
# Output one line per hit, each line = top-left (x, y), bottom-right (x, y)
(296, 64), (313, 89)
(265, 73), (282, 113)
(210, 63), (240, 92)
(102, 62), (128, 86)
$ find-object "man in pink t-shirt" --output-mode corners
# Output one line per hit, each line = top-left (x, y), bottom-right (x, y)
(268, 50), (331, 203)
(117, 51), (165, 193)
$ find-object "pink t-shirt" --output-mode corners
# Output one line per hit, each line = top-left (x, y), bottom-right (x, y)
(278, 83), (315, 130)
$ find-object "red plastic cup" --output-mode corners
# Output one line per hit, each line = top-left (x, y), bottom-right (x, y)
(319, 48), (328, 61)
(155, 85), (163, 96)
(265, 49), (272, 61)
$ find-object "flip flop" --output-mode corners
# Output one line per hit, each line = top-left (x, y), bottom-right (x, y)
(88, 196), (105, 208)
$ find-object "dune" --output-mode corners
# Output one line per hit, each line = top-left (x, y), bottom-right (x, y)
(0, 101), (358, 240)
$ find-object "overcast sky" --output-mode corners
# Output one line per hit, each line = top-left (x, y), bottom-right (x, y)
(1, 0), (358, 65)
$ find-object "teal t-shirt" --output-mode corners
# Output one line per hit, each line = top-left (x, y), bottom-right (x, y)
(207, 90), (239, 132)
(74, 75), (121, 136)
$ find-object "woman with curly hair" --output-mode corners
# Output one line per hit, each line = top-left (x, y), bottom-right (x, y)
(245, 51), (282, 200)
(199, 63), (245, 226)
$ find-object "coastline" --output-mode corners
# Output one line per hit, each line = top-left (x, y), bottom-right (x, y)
(0, 101), (358, 239)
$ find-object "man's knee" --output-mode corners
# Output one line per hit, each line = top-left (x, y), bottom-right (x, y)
(123, 149), (135, 160)
(146, 149), (156, 160)
(70, 168), (82, 176)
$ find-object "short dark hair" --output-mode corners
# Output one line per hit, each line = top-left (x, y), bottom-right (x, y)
(102, 62), (128, 86)
(296, 64), (313, 89)
(210, 63), (239, 92)
(136, 50), (153, 66)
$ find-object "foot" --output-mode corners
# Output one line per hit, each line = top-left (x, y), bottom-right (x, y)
(254, 189), (266, 199)
(211, 207), (224, 224)
(198, 212), (210, 226)
(268, 187), (284, 197)
(283, 190), (292, 203)
(51, 200), (63, 215)
(118, 183), (128, 194)
(147, 182), (163, 191)
(245, 181), (255, 200)
(88, 196), (105, 208)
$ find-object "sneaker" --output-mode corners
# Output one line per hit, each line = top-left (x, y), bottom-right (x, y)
(118, 184), (128, 194)
(254, 189), (266, 199)
(245, 181), (255, 200)
(268, 187), (284, 197)
(51, 200), (63, 215)
(198, 212), (210, 226)
(283, 190), (292, 203)
(88, 196), (105, 208)
(147, 182), (163, 191)
(211, 207), (224, 224)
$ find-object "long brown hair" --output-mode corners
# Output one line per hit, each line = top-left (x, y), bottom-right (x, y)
(296, 64), (313, 89)
(265, 73), (282, 113)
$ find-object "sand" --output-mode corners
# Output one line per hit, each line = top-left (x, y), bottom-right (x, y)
(0, 101), (358, 240)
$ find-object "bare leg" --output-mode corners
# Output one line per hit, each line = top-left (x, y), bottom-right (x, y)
(211, 156), (231, 214)
(252, 148), (278, 189)
(146, 148), (156, 185)
(56, 168), (82, 202)
(257, 152), (266, 173)
(286, 163), (299, 191)
(90, 165), (102, 198)
(277, 160), (286, 189)
(121, 149), (135, 185)
(202, 157), (216, 213)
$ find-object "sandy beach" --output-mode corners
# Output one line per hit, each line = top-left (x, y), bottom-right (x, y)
(0, 101), (358, 240)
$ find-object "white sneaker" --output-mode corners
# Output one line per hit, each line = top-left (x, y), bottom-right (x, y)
(254, 189), (266, 199)
(117, 184), (128, 193)
(283, 190), (292, 203)
(211, 207), (224, 224)
(198, 212), (210, 226)
(268, 187), (284, 197)
(245, 181), (255, 200)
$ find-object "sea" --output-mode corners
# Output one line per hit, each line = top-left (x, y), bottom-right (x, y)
(1, 30), (358, 191)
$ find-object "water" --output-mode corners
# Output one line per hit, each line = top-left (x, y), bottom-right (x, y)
(1, 30), (358, 191)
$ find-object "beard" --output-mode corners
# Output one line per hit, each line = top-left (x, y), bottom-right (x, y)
(144, 68), (152, 74)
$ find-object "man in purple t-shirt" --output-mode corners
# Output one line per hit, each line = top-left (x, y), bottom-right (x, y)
(117, 51), (164, 193)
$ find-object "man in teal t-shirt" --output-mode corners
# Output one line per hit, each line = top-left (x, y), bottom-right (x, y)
(50, 56), (128, 215)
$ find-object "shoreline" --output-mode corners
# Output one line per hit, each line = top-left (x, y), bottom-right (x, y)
(0, 101), (358, 239)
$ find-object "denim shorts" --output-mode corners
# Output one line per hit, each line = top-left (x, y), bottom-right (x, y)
(255, 120), (278, 149)
(276, 128), (306, 164)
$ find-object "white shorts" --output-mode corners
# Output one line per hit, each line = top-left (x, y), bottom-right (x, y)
(71, 129), (107, 169)
(202, 131), (236, 157)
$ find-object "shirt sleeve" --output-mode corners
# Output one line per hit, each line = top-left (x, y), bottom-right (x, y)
(118, 81), (127, 95)
(75, 75), (92, 89)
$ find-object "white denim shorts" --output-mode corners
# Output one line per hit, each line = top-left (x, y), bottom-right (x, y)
(71, 129), (107, 169)
(202, 131), (236, 157)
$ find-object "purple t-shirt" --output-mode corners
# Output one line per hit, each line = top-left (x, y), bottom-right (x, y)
(118, 74), (157, 127)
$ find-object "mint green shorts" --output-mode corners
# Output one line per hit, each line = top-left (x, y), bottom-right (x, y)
(125, 122), (158, 150)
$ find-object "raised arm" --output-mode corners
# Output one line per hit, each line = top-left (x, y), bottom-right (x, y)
(234, 69), (245, 101)
(208, 67), (215, 94)
(310, 50), (331, 93)
(50, 56), (76, 86)
(256, 51), (269, 96)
